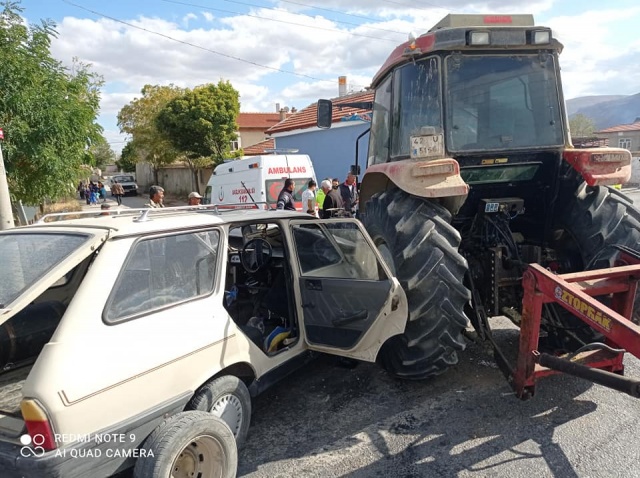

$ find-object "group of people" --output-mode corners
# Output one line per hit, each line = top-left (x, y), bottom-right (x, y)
(276, 172), (359, 219)
(145, 185), (203, 208)
(78, 180), (126, 206)
(78, 181), (108, 206)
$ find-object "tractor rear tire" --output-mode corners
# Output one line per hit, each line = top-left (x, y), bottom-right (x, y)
(552, 184), (640, 342)
(363, 188), (471, 379)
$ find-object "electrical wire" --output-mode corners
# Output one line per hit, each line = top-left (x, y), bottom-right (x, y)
(161, 0), (400, 43)
(276, 0), (399, 26)
(222, 0), (408, 36)
(60, 0), (362, 86)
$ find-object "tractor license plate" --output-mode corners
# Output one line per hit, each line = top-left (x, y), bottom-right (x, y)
(410, 134), (444, 159)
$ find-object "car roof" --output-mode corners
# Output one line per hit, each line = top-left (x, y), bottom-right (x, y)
(10, 206), (315, 238)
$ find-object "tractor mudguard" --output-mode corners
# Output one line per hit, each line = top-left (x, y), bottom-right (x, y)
(358, 158), (469, 215)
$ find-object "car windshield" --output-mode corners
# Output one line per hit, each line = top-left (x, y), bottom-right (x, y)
(445, 54), (564, 152)
(114, 176), (134, 182)
(0, 233), (89, 307)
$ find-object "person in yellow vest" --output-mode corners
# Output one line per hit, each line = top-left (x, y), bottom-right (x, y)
(316, 178), (330, 209)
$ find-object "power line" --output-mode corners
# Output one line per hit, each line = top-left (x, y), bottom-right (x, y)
(378, 0), (458, 13)
(161, 0), (399, 43)
(221, 0), (407, 36)
(277, 0), (393, 24)
(60, 0), (359, 87)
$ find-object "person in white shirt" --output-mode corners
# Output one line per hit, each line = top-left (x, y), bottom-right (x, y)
(301, 179), (318, 217)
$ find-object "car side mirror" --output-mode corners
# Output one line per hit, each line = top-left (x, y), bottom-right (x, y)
(317, 99), (333, 129)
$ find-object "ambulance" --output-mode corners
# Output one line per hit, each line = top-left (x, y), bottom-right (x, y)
(203, 153), (317, 210)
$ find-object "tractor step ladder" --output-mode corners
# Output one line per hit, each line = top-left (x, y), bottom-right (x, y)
(511, 250), (640, 399)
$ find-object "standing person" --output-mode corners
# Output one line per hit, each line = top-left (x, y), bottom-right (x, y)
(147, 185), (165, 208)
(111, 180), (125, 206)
(98, 182), (108, 203)
(320, 179), (344, 218)
(339, 172), (359, 217)
(316, 178), (329, 210)
(276, 179), (296, 211)
(301, 179), (318, 217)
(332, 178), (340, 190)
(188, 191), (202, 206)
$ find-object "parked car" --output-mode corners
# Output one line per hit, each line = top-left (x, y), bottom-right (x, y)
(0, 205), (407, 478)
(110, 174), (138, 196)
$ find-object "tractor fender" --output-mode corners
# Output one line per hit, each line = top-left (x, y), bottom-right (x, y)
(359, 158), (469, 215)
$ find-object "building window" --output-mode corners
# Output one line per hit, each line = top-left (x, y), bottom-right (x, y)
(230, 139), (240, 151)
(619, 138), (631, 149)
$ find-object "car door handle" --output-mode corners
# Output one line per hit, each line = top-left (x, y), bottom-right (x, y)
(332, 309), (368, 327)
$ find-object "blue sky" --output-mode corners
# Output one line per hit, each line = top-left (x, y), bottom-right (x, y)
(18, 0), (640, 153)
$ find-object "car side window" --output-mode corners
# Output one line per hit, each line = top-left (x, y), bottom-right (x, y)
(292, 223), (386, 280)
(104, 230), (220, 322)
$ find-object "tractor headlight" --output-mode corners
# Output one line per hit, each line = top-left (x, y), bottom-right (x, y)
(468, 31), (490, 45)
(532, 30), (550, 44)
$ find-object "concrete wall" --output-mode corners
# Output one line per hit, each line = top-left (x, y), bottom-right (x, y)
(240, 130), (268, 149)
(273, 122), (370, 183)
(136, 162), (213, 197)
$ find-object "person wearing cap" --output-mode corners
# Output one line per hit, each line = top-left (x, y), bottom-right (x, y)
(147, 185), (165, 208)
(188, 191), (202, 206)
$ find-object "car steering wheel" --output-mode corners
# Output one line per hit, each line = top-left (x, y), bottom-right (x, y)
(241, 238), (273, 273)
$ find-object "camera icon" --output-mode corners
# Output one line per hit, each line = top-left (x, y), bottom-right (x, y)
(19, 434), (45, 458)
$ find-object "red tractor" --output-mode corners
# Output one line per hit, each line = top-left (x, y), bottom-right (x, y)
(318, 14), (635, 381)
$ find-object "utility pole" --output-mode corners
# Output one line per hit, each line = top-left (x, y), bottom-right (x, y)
(0, 128), (15, 230)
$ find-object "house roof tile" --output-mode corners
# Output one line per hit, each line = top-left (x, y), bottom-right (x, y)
(596, 119), (640, 134)
(243, 138), (275, 156)
(238, 112), (283, 130)
(266, 90), (374, 134)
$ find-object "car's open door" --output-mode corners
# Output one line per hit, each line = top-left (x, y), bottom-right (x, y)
(289, 219), (407, 362)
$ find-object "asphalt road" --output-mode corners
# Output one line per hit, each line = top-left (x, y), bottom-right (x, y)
(100, 186), (640, 477)
(237, 187), (640, 478)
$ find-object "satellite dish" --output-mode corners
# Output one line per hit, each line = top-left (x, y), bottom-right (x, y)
(284, 106), (290, 112)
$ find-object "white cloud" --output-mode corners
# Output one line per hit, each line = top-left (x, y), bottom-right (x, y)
(182, 13), (197, 27)
(42, 1), (640, 143)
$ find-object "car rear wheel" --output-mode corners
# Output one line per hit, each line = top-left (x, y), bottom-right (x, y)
(133, 411), (237, 478)
(186, 375), (251, 449)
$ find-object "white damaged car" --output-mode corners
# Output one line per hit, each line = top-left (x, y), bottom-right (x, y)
(0, 205), (407, 478)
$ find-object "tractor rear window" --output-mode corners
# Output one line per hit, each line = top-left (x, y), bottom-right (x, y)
(446, 54), (564, 152)
(460, 164), (539, 184)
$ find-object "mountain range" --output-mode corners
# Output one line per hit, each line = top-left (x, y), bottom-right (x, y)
(566, 92), (640, 131)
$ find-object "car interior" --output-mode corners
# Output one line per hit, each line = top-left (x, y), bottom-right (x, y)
(223, 222), (298, 356)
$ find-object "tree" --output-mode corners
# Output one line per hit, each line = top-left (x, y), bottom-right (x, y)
(156, 80), (241, 191)
(115, 141), (138, 173)
(569, 114), (597, 138)
(88, 135), (116, 171)
(0, 1), (103, 204)
(117, 84), (184, 185)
